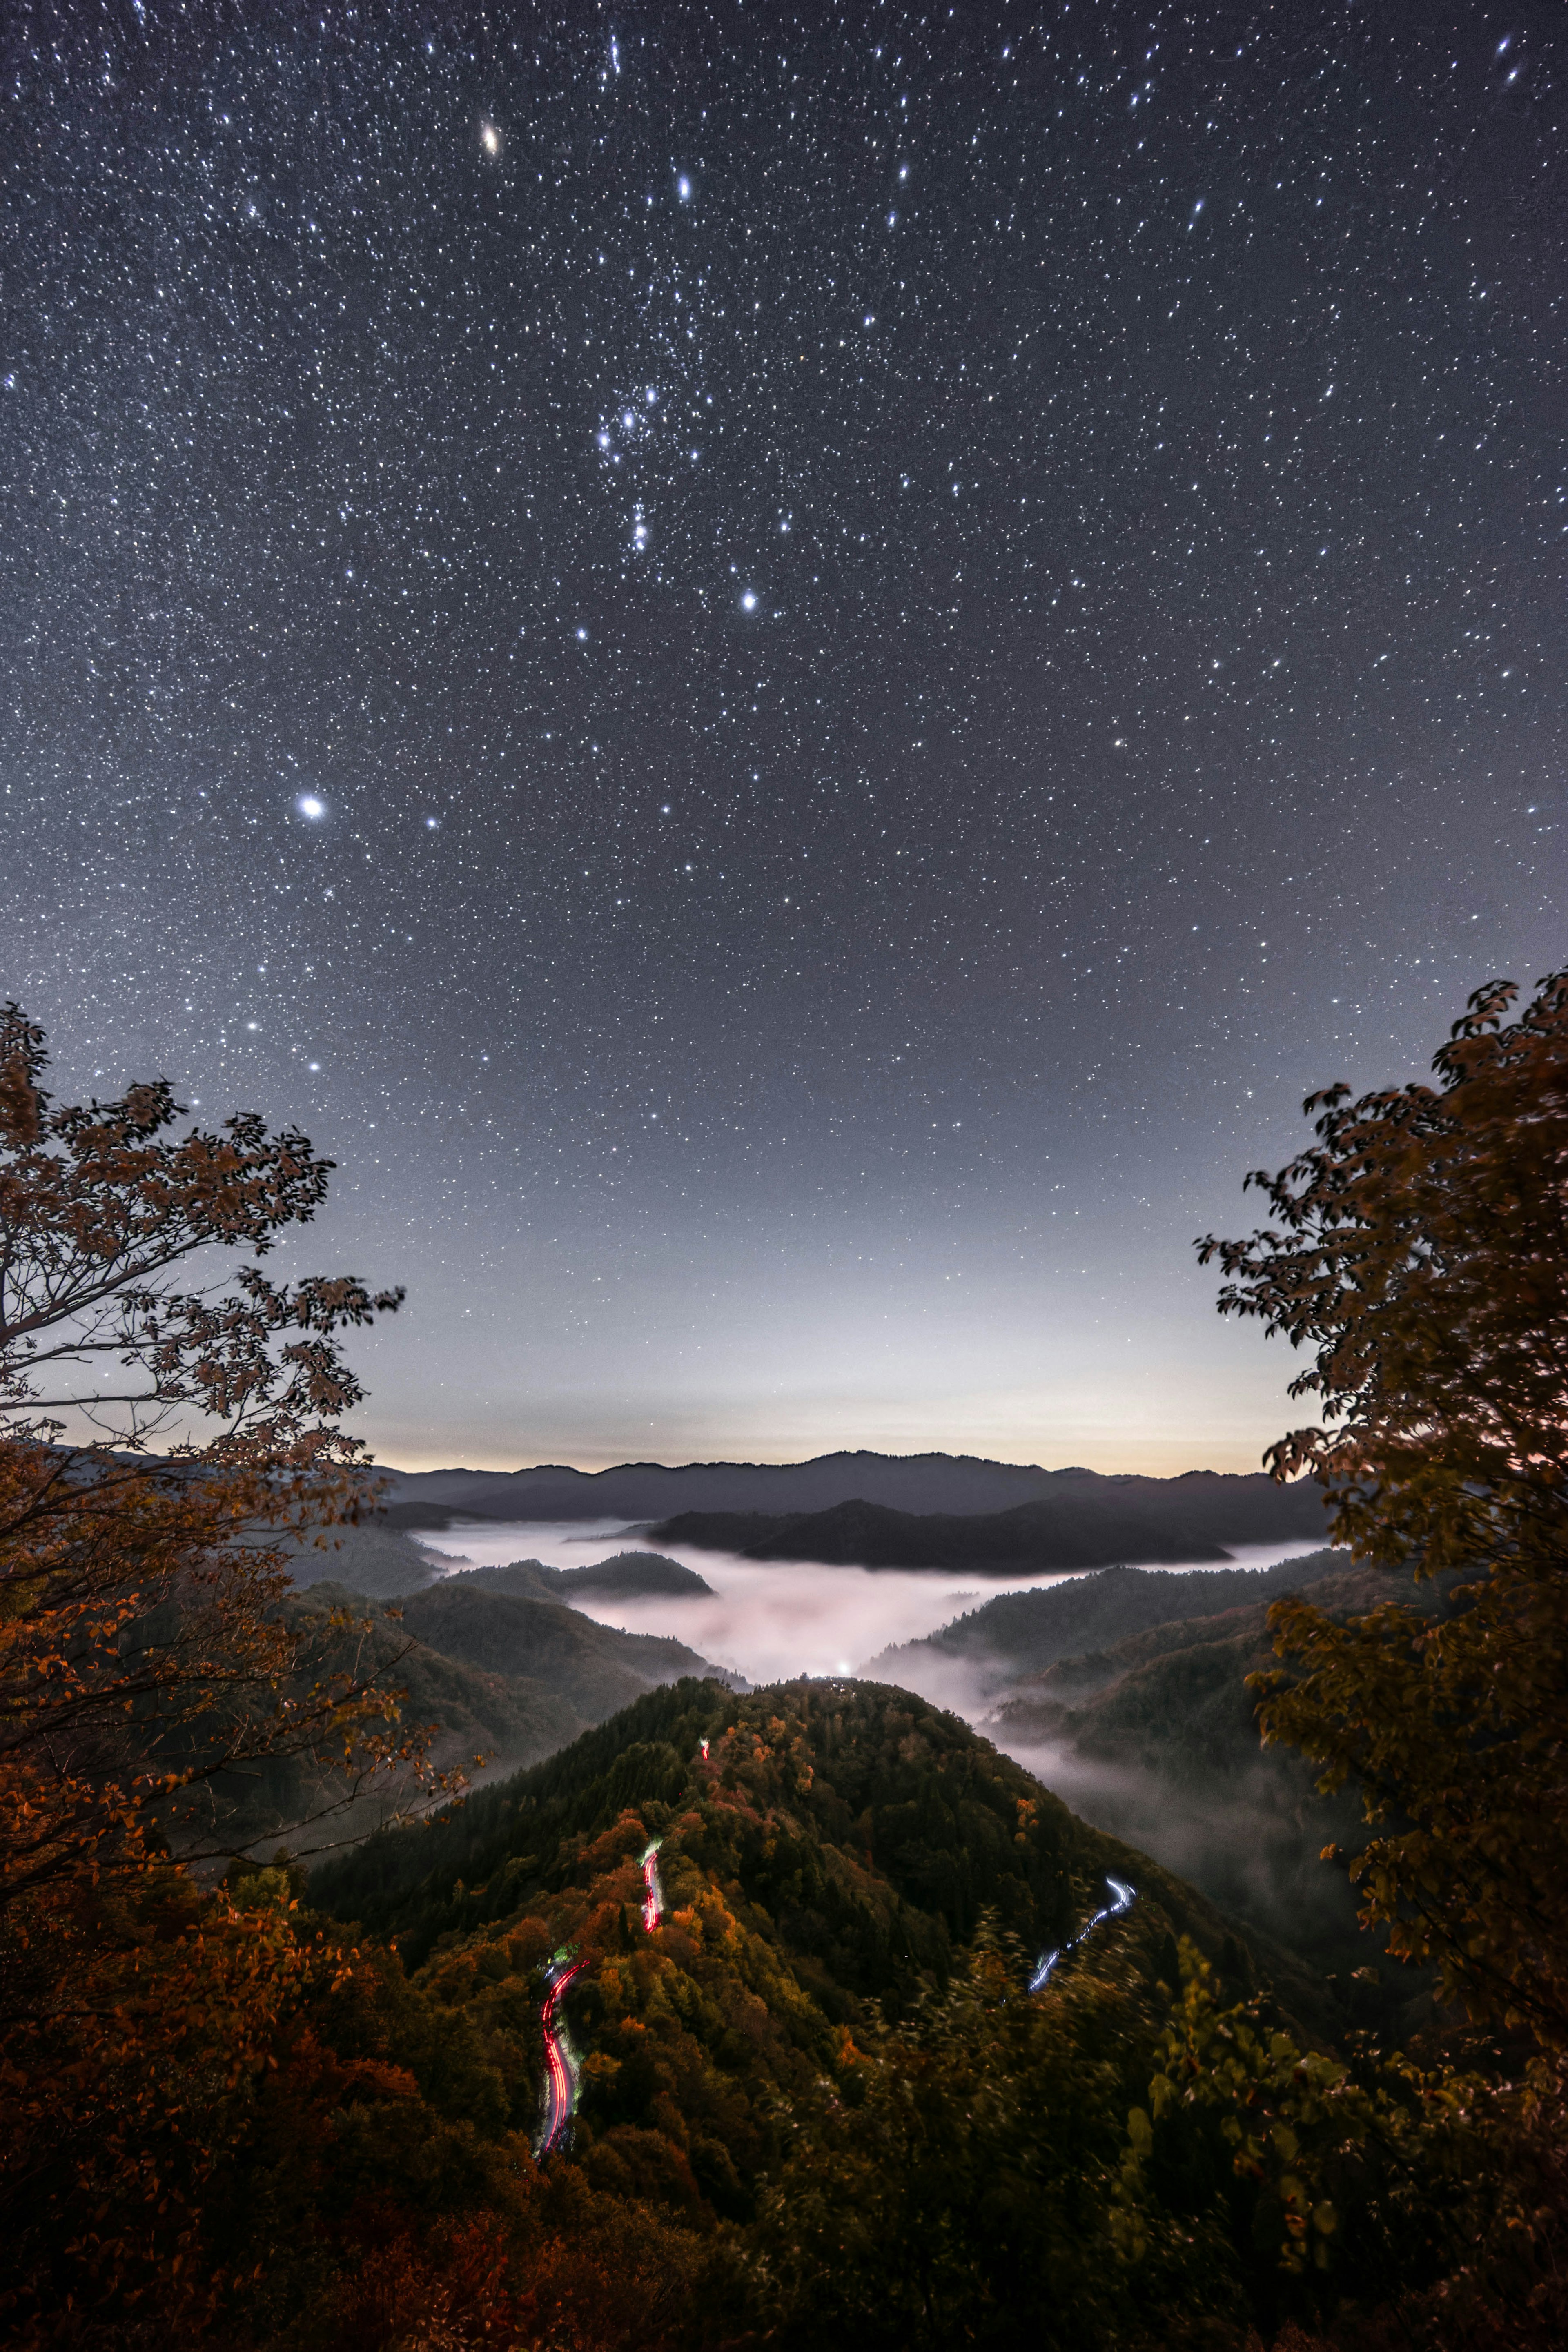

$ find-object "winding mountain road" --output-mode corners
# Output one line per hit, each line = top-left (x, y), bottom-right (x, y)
(536, 1958), (586, 2156)
(536, 1837), (666, 2158)
(1030, 1876), (1136, 1992)
(640, 1838), (664, 1931)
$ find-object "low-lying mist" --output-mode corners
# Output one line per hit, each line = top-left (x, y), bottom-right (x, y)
(424, 1520), (1324, 1695)
(420, 1520), (1398, 1999)
(996, 1732), (1368, 1978)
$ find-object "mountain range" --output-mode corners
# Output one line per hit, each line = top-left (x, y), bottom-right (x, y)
(376, 1448), (1073, 1523)
(376, 1448), (1326, 1536)
(372, 1452), (1327, 1577)
(650, 1471), (1327, 1573)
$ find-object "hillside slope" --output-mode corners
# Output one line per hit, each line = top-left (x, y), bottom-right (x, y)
(868, 1548), (1343, 1699)
(280, 1518), (451, 1597)
(390, 1582), (723, 1719)
(973, 1559), (1455, 2005)
(196, 1584), (737, 1860)
(180, 1677), (1490, 2351)
(314, 1675), (1331, 2034)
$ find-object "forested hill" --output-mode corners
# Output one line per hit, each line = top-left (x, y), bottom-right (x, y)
(870, 1549), (1343, 1695)
(311, 1676), (1323, 2025)
(205, 1584), (738, 1858)
(650, 1474), (1325, 1572)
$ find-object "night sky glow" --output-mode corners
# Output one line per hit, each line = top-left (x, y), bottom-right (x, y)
(3, 3), (1563, 1471)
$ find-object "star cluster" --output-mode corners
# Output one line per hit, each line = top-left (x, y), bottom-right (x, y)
(2, 2), (1563, 1467)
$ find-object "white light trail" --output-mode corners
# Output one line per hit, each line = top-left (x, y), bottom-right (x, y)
(1029, 1876), (1136, 1992)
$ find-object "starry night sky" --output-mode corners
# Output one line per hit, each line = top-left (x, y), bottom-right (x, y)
(3, 2), (1564, 1472)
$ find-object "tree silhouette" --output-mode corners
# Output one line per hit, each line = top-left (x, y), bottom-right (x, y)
(1200, 971), (1568, 2043)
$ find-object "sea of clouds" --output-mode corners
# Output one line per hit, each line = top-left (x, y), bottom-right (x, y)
(422, 1519), (1326, 1696)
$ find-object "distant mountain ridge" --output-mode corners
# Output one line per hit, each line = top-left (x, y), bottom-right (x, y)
(650, 1472), (1327, 1575)
(285, 1525), (712, 1604)
(377, 1450), (1328, 1544)
(378, 1448), (1074, 1524)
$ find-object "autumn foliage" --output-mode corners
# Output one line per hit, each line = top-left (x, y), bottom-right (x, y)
(1200, 971), (1568, 2044)
(0, 1005), (450, 2339)
(6, 977), (1568, 2349)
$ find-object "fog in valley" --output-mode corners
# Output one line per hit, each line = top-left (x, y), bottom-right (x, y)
(413, 1519), (1354, 1975)
(421, 1518), (1324, 1704)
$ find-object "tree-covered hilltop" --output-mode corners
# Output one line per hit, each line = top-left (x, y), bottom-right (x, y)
(314, 1676), (1323, 2018)
(287, 1676), (1337, 2324)
(158, 1673), (1542, 2350)
(871, 1548), (1343, 1699)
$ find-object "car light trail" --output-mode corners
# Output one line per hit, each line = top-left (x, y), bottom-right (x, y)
(641, 1838), (664, 1931)
(534, 1956), (586, 2157)
(1030, 1876), (1136, 1992)
(535, 1836), (668, 2157)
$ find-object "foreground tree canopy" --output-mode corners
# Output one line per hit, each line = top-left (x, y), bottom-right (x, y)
(1199, 970), (1568, 2045)
(0, 1002), (449, 1906)
(0, 1007), (460, 2337)
(4, 984), (1567, 2351)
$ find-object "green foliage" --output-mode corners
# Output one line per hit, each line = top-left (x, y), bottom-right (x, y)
(748, 1933), (1155, 2350)
(1257, 1572), (1568, 2045)
(1120, 1945), (1490, 2320)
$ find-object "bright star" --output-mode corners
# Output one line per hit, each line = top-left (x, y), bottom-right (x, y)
(741, 591), (757, 611)
(296, 795), (325, 820)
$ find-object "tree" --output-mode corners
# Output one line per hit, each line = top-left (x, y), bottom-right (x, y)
(0, 1001), (458, 1909)
(1197, 971), (1568, 2043)
(0, 1005), (470, 2337)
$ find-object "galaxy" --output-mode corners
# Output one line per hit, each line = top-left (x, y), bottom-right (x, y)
(2, 1), (1562, 1469)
